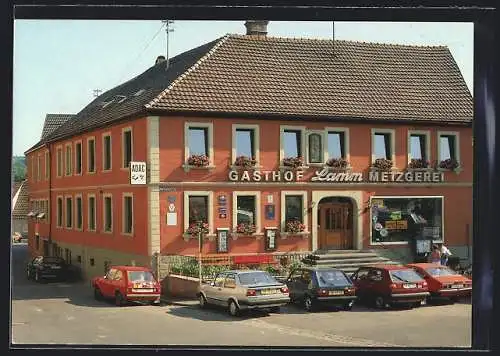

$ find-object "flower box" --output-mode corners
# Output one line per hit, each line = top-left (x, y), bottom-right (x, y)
(282, 156), (304, 169)
(372, 158), (393, 171)
(235, 222), (257, 235)
(187, 154), (210, 167)
(185, 221), (209, 237)
(325, 157), (349, 169)
(438, 158), (460, 170)
(284, 219), (306, 234)
(233, 155), (257, 168)
(408, 158), (430, 169)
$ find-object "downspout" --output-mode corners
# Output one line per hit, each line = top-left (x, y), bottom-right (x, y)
(46, 143), (52, 251)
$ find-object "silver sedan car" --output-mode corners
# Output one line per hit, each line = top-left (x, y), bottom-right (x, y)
(197, 270), (290, 316)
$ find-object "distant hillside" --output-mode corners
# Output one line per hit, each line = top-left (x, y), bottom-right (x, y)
(12, 156), (26, 182)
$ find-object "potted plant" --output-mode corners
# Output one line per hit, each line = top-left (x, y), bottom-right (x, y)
(234, 155), (257, 168)
(187, 154), (210, 167)
(326, 157), (349, 169)
(282, 156), (304, 168)
(185, 221), (209, 239)
(408, 158), (429, 169)
(372, 158), (393, 171)
(438, 158), (459, 170)
(233, 222), (257, 239)
(285, 219), (306, 234)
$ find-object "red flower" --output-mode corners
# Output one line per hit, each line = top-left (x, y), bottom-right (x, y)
(439, 158), (459, 170)
(285, 219), (306, 233)
(282, 156), (304, 168)
(326, 157), (349, 168)
(187, 154), (210, 167)
(234, 155), (256, 168)
(186, 221), (209, 236)
(235, 223), (256, 235)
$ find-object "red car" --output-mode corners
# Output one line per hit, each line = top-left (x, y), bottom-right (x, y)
(351, 265), (429, 309)
(406, 263), (472, 302)
(92, 265), (161, 306)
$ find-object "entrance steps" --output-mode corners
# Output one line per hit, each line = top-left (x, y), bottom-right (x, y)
(302, 249), (402, 275)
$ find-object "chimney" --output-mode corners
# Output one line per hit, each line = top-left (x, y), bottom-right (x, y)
(155, 55), (166, 65)
(244, 20), (269, 36)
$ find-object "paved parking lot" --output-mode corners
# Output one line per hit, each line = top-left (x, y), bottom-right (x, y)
(11, 244), (471, 347)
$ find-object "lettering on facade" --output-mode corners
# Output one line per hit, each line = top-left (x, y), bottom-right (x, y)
(130, 161), (147, 185)
(228, 168), (445, 183)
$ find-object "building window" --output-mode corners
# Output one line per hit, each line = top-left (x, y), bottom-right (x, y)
(103, 134), (112, 171)
(122, 128), (133, 168)
(327, 130), (347, 159)
(56, 147), (63, 177)
(284, 130), (302, 158)
(65, 248), (72, 264)
(75, 196), (83, 230)
(232, 125), (260, 165)
(75, 142), (82, 175)
(65, 196), (73, 228)
(280, 191), (308, 233)
(77, 255), (82, 263)
(184, 191), (213, 235)
(307, 132), (323, 164)
(88, 195), (96, 231)
(87, 138), (96, 173)
(123, 194), (133, 235)
(90, 258), (95, 267)
(232, 192), (261, 233)
(371, 129), (395, 164)
(103, 195), (113, 232)
(438, 132), (460, 167)
(37, 154), (41, 181)
(44, 151), (50, 180)
(35, 235), (40, 250)
(56, 197), (63, 227)
(370, 196), (443, 244)
(65, 144), (72, 176)
(184, 122), (214, 166)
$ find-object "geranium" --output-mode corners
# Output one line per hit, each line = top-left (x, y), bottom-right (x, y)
(235, 222), (256, 235)
(326, 157), (349, 169)
(439, 158), (459, 170)
(282, 156), (304, 168)
(186, 221), (209, 236)
(234, 155), (257, 168)
(372, 158), (393, 171)
(187, 154), (210, 167)
(285, 219), (306, 233)
(408, 158), (429, 169)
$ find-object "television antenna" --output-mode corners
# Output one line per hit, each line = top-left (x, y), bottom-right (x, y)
(161, 20), (175, 69)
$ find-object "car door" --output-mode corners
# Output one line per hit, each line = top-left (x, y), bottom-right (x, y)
(366, 268), (385, 298)
(205, 272), (226, 306)
(296, 270), (312, 300)
(113, 269), (126, 295)
(222, 273), (238, 304)
(351, 268), (370, 299)
(286, 268), (303, 300)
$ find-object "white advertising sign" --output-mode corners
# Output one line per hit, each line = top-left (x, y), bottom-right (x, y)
(130, 161), (147, 185)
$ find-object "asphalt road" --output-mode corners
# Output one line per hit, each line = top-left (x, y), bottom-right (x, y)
(11, 244), (471, 347)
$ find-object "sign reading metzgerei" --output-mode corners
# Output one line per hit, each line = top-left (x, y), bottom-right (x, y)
(130, 161), (147, 185)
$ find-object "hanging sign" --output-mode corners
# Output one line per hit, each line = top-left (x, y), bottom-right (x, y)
(130, 161), (147, 185)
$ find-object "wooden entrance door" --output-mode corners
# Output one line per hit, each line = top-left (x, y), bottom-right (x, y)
(318, 203), (353, 249)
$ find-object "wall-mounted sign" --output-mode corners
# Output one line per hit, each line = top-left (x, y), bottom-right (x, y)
(130, 161), (147, 185)
(216, 228), (229, 253)
(267, 195), (274, 204)
(166, 212), (177, 226)
(167, 196), (176, 203)
(265, 205), (275, 220)
(168, 203), (176, 212)
(229, 170), (304, 182)
(265, 228), (278, 251)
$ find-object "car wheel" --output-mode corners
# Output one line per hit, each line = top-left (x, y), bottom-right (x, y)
(199, 294), (207, 309)
(342, 302), (353, 311)
(35, 271), (40, 283)
(304, 295), (315, 312)
(26, 269), (31, 280)
(228, 300), (240, 317)
(94, 287), (103, 301)
(115, 292), (125, 307)
(450, 296), (460, 304)
(269, 306), (280, 313)
(374, 296), (388, 309)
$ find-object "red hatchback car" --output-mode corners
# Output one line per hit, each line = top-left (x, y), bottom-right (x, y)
(406, 263), (472, 302)
(351, 265), (430, 309)
(92, 266), (161, 306)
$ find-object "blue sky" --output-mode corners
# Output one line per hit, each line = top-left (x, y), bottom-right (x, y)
(12, 20), (473, 156)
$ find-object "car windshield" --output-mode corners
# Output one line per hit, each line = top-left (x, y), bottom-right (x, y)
(238, 271), (277, 285)
(389, 269), (424, 283)
(316, 270), (351, 287)
(127, 271), (155, 282)
(425, 266), (458, 276)
(42, 257), (64, 265)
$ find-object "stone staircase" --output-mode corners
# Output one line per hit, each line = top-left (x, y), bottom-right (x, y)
(302, 249), (403, 275)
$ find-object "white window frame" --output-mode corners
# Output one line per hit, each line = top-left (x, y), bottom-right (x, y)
(36, 154), (41, 181)
(65, 143), (73, 176)
(122, 193), (134, 236)
(87, 194), (97, 232)
(279, 125), (306, 166)
(87, 137), (96, 174)
(102, 132), (112, 172)
(44, 150), (50, 180)
(74, 140), (83, 175)
(232, 191), (261, 234)
(325, 127), (351, 164)
(371, 128), (396, 165)
(437, 131), (461, 168)
(184, 122), (214, 166)
(56, 195), (63, 228)
(369, 195), (445, 245)
(231, 124), (260, 166)
(280, 191), (308, 233)
(305, 130), (326, 166)
(75, 194), (83, 231)
(183, 191), (214, 235)
(121, 127), (133, 169)
(65, 195), (73, 229)
(102, 193), (113, 233)
(407, 130), (431, 165)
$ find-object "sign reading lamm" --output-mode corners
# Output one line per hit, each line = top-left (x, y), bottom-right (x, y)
(228, 168), (445, 183)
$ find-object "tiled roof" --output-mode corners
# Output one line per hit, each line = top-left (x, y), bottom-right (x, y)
(147, 35), (473, 123)
(12, 181), (29, 218)
(40, 114), (75, 139)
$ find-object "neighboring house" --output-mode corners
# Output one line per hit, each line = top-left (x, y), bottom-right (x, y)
(11, 180), (29, 237)
(24, 21), (473, 280)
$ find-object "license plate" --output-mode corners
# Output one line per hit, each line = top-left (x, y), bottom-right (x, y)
(403, 284), (417, 289)
(328, 290), (344, 296)
(454, 284), (464, 289)
(260, 289), (278, 295)
(132, 288), (154, 293)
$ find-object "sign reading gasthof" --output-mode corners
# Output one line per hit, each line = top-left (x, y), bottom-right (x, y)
(130, 161), (147, 185)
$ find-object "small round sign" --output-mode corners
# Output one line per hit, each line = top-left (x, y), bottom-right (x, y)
(374, 223), (383, 231)
(379, 228), (389, 237)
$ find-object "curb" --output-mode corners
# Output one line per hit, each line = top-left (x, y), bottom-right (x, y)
(160, 296), (198, 307)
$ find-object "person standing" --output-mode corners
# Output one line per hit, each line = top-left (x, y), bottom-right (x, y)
(440, 243), (452, 266)
(429, 245), (441, 264)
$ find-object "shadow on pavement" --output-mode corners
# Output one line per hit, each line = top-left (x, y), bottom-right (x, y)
(165, 304), (282, 322)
